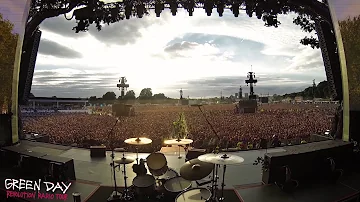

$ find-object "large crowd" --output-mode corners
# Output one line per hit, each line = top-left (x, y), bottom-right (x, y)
(22, 103), (337, 152)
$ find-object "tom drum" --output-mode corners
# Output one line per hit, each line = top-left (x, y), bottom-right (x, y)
(175, 188), (212, 202)
(159, 168), (178, 180)
(147, 153), (168, 176)
(132, 174), (156, 195)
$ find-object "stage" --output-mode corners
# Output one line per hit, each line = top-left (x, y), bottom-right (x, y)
(1, 140), (359, 202)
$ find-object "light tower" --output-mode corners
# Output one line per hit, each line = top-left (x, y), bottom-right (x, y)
(117, 77), (129, 98)
(312, 79), (316, 100)
(239, 86), (243, 99)
(245, 72), (257, 100)
(180, 89), (183, 99)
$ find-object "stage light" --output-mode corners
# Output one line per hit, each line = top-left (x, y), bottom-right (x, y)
(231, 3), (240, 17)
(184, 0), (195, 16)
(136, 3), (145, 18)
(204, 0), (213, 16)
(255, 6), (262, 19)
(169, 0), (178, 16)
(155, 0), (164, 17)
(125, 1), (133, 19)
(216, 0), (224, 17)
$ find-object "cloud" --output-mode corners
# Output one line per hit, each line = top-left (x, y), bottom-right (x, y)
(164, 41), (199, 52)
(40, 16), (87, 38)
(38, 39), (82, 58)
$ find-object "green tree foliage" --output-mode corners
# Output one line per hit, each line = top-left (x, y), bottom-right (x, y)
(171, 113), (189, 139)
(153, 93), (167, 99)
(0, 13), (18, 113)
(339, 16), (360, 108)
(282, 80), (331, 99)
(102, 92), (116, 100)
(138, 88), (153, 100)
(123, 90), (136, 100)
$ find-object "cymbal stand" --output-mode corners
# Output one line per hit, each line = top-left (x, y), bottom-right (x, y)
(108, 150), (121, 202)
(209, 164), (220, 202)
(135, 146), (139, 164)
(120, 153), (132, 200)
(219, 165), (227, 201)
(178, 145), (182, 159)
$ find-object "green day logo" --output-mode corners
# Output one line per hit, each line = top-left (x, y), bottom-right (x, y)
(5, 179), (72, 201)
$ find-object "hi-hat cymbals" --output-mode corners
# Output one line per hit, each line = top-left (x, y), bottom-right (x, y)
(198, 153), (244, 165)
(180, 158), (213, 181)
(114, 156), (135, 164)
(125, 137), (152, 145)
(164, 139), (193, 145)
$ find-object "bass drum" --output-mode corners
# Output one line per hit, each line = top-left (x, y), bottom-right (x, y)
(175, 188), (212, 202)
(147, 152), (168, 176)
(132, 174), (156, 196)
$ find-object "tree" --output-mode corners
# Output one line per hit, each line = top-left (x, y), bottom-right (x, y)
(89, 96), (97, 101)
(102, 92), (116, 100)
(29, 93), (35, 98)
(153, 93), (167, 100)
(138, 88), (153, 100)
(0, 13), (18, 113)
(123, 90), (136, 100)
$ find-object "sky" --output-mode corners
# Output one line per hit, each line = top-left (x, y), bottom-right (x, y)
(29, 7), (329, 99)
(329, 0), (360, 21)
(0, 0), (30, 35)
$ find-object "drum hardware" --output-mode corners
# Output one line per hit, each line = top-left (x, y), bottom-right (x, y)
(163, 139), (193, 159)
(125, 137), (152, 164)
(198, 153), (244, 202)
(109, 150), (135, 201)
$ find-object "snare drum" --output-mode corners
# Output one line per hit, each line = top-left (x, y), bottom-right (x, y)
(132, 174), (156, 195)
(159, 168), (178, 180)
(175, 188), (212, 202)
(147, 153), (168, 176)
(164, 177), (192, 196)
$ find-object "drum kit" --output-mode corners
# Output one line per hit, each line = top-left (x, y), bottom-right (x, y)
(108, 137), (244, 202)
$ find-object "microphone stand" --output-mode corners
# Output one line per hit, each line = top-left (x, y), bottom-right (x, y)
(193, 105), (222, 202)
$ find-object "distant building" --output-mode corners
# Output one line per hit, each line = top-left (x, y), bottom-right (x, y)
(235, 93), (239, 99)
(244, 93), (249, 99)
(295, 96), (303, 102)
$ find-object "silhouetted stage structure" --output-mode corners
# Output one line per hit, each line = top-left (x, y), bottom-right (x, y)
(0, 139), (358, 202)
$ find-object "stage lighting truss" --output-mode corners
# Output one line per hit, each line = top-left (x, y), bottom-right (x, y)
(70, 0), (287, 31)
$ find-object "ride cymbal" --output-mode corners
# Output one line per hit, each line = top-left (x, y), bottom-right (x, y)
(114, 157), (135, 164)
(164, 139), (193, 145)
(125, 137), (152, 145)
(198, 153), (244, 165)
(180, 158), (214, 181)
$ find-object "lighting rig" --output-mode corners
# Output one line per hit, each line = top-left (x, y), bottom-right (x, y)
(69, 0), (283, 32)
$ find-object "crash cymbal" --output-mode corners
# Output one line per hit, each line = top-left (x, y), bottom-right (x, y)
(114, 156), (135, 164)
(198, 153), (244, 165)
(180, 158), (213, 181)
(125, 137), (152, 145)
(164, 139), (193, 145)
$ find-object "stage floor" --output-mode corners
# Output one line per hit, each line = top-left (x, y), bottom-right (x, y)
(3, 141), (360, 202)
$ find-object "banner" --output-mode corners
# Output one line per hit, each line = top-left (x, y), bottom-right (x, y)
(0, 0), (31, 144)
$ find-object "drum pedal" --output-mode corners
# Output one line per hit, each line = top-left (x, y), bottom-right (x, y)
(107, 191), (122, 202)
